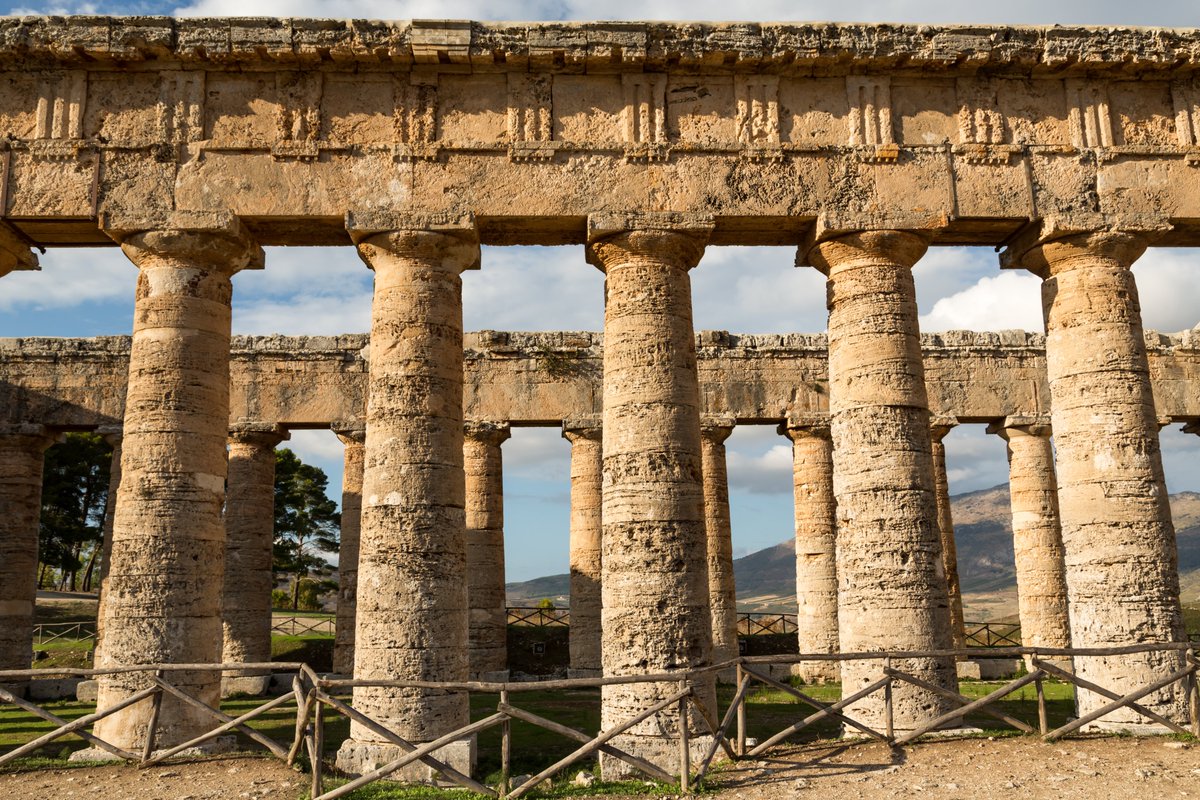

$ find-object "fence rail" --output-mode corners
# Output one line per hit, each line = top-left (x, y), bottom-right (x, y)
(506, 607), (570, 627)
(32, 622), (97, 645)
(270, 617), (336, 636)
(3, 643), (1198, 799)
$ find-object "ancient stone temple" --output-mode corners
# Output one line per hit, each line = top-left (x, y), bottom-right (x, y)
(0, 15), (1198, 777)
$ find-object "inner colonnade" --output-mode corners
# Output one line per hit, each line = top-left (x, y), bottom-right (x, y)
(0, 16), (1198, 779)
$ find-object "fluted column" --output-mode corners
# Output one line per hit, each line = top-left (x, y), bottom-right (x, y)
(987, 417), (1071, 654)
(930, 419), (966, 653)
(332, 422), (365, 677)
(92, 426), (122, 663)
(700, 417), (738, 681)
(1004, 229), (1187, 728)
(563, 420), (603, 678)
(780, 417), (839, 683)
(0, 425), (54, 695)
(587, 213), (716, 776)
(94, 212), (263, 752)
(464, 421), (511, 682)
(801, 229), (957, 731)
(221, 423), (288, 696)
(336, 211), (479, 780)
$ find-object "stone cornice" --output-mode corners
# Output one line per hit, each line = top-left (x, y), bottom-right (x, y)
(2, 17), (1199, 76)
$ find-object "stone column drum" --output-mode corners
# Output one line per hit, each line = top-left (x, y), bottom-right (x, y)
(586, 213), (716, 776)
(0, 425), (54, 694)
(1005, 230), (1188, 728)
(464, 421), (511, 682)
(221, 423), (288, 696)
(563, 421), (603, 678)
(929, 419), (966, 653)
(94, 212), (264, 752)
(332, 423), (365, 677)
(780, 418), (840, 684)
(802, 229), (957, 731)
(92, 426), (123, 663)
(987, 418), (1071, 654)
(700, 418), (739, 681)
(336, 212), (480, 780)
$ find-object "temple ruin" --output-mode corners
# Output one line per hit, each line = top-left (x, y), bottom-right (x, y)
(0, 15), (1198, 780)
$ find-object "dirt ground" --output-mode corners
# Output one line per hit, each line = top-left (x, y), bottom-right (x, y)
(0, 737), (1198, 800)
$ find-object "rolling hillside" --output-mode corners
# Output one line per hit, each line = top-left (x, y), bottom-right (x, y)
(507, 487), (1200, 621)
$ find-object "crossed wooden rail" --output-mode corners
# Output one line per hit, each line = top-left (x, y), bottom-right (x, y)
(2, 644), (1198, 799)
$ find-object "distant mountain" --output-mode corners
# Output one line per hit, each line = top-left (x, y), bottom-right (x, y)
(507, 488), (1200, 619)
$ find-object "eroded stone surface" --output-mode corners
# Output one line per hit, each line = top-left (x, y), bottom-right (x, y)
(332, 422), (365, 677)
(563, 420), (603, 677)
(700, 418), (738, 681)
(930, 419), (966, 653)
(464, 420), (511, 681)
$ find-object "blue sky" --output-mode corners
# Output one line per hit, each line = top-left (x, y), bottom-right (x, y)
(5, 0), (1200, 581)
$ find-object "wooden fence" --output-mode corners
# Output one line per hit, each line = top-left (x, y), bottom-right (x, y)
(3, 643), (1197, 798)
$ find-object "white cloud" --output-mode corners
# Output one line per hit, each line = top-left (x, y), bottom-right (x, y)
(463, 246), (604, 333)
(504, 426), (571, 482)
(0, 248), (133, 312)
(919, 271), (1044, 333)
(692, 247), (827, 334)
(942, 425), (1011, 492)
(1132, 249), (1200, 334)
(724, 425), (794, 495)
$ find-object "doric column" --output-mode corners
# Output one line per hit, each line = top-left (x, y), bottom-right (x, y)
(92, 425), (122, 663)
(801, 229), (957, 731)
(221, 423), (288, 696)
(780, 417), (839, 684)
(563, 420), (603, 678)
(929, 418), (966, 653)
(700, 416), (738, 681)
(1004, 228), (1187, 728)
(336, 211), (479, 780)
(94, 211), (263, 752)
(332, 421), (365, 677)
(464, 420), (511, 682)
(0, 425), (55, 695)
(986, 417), (1071, 655)
(587, 212), (716, 776)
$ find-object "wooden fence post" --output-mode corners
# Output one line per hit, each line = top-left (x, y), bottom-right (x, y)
(678, 680), (690, 793)
(500, 689), (511, 798)
(735, 663), (746, 757)
(883, 657), (894, 742)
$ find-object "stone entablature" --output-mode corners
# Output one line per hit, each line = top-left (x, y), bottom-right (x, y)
(3, 19), (1200, 246)
(2, 328), (1198, 429)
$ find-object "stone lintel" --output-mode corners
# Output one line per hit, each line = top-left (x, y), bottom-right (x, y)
(228, 422), (289, 446)
(0, 222), (39, 277)
(464, 419), (511, 444)
(344, 210), (481, 270)
(929, 415), (959, 441)
(99, 210), (266, 272)
(986, 415), (1052, 438)
(997, 215), (1171, 276)
(331, 419), (366, 444)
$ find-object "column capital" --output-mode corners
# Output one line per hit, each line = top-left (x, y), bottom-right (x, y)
(929, 415), (958, 442)
(798, 228), (930, 276)
(1182, 420), (1200, 437)
(562, 417), (602, 444)
(700, 414), (736, 444)
(0, 222), (39, 278)
(464, 420), (511, 446)
(95, 424), (123, 448)
(331, 419), (366, 446)
(986, 415), (1053, 440)
(778, 414), (832, 441)
(345, 210), (480, 272)
(100, 210), (265, 274)
(585, 212), (714, 273)
(997, 217), (1165, 279)
(228, 422), (289, 449)
(0, 423), (56, 452)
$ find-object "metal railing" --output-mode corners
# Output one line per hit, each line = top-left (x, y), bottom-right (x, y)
(506, 607), (570, 627)
(31, 622), (97, 645)
(963, 621), (1022, 648)
(2, 643), (1198, 798)
(271, 617), (336, 636)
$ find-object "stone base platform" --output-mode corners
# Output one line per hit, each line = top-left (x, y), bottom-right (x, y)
(221, 675), (271, 697)
(335, 736), (476, 784)
(70, 735), (237, 762)
(1082, 719), (1179, 735)
(791, 662), (841, 685)
(956, 659), (1022, 680)
(599, 733), (714, 781)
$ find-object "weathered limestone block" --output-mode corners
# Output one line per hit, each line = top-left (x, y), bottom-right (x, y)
(0, 222), (39, 278)
(336, 212), (479, 781)
(93, 211), (264, 752)
(221, 423), (288, 697)
(802, 229), (957, 732)
(1004, 229), (1188, 729)
(700, 417), (738, 682)
(563, 420), (603, 678)
(930, 418), (966, 653)
(0, 425), (54, 694)
(332, 422), (365, 677)
(987, 417), (1071, 655)
(92, 425), (122, 663)
(780, 418), (839, 684)
(464, 420), (511, 682)
(587, 213), (717, 777)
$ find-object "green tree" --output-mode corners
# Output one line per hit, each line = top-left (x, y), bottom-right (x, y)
(39, 432), (113, 592)
(273, 448), (341, 611)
